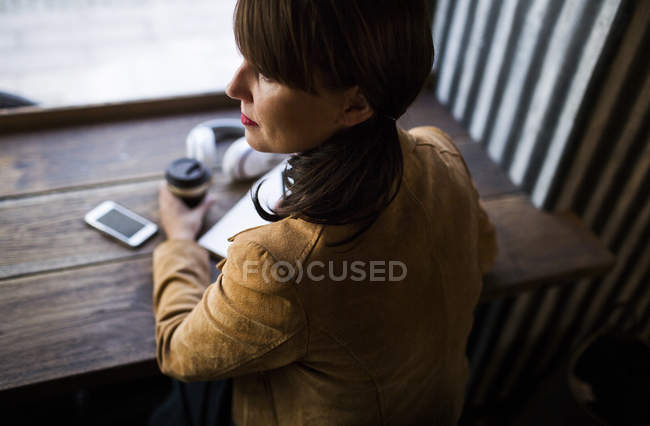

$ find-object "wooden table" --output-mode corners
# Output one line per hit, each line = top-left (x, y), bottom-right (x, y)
(0, 91), (614, 399)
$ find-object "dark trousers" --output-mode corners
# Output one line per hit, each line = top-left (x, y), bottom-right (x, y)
(149, 378), (234, 426)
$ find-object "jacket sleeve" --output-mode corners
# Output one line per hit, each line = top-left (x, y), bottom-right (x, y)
(152, 239), (308, 382)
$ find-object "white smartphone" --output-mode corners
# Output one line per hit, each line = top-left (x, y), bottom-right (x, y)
(85, 201), (158, 248)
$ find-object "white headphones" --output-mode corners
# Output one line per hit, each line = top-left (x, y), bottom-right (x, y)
(186, 118), (288, 181)
(186, 118), (244, 171)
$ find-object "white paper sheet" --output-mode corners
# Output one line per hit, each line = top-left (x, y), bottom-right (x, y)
(198, 161), (286, 258)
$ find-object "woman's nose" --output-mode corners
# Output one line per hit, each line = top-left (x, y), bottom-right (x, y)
(226, 61), (253, 103)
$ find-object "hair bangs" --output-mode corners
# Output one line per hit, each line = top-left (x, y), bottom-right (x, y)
(234, 0), (319, 93)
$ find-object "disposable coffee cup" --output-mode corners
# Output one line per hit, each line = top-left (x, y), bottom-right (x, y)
(165, 158), (211, 208)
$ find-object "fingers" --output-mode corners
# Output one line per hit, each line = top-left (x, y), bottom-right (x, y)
(159, 181), (214, 218)
(158, 181), (172, 203)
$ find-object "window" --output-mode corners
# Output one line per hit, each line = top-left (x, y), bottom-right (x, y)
(0, 0), (239, 108)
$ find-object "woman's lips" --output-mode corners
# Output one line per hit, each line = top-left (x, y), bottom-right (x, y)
(241, 113), (259, 127)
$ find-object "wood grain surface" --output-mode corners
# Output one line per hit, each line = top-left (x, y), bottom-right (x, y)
(0, 109), (239, 199)
(0, 175), (249, 280)
(483, 196), (616, 299)
(0, 90), (615, 393)
(0, 257), (156, 391)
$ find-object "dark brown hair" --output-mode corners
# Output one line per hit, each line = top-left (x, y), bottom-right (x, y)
(234, 0), (434, 246)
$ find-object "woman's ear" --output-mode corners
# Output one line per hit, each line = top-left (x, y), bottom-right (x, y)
(339, 87), (374, 127)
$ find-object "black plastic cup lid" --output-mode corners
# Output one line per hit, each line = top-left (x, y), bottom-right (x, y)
(165, 158), (211, 188)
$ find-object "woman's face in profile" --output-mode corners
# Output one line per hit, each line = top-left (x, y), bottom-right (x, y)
(226, 59), (347, 154)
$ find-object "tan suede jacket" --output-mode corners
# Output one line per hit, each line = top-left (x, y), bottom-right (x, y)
(152, 126), (497, 426)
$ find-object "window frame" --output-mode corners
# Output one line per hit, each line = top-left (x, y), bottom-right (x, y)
(0, 92), (237, 134)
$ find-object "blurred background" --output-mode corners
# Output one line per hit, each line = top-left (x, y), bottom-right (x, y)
(0, 0), (239, 107)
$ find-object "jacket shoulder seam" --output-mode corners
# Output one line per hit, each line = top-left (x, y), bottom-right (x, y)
(240, 239), (312, 359)
(246, 222), (322, 357)
(415, 140), (463, 157)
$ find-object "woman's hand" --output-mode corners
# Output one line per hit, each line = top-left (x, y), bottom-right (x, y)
(158, 182), (216, 241)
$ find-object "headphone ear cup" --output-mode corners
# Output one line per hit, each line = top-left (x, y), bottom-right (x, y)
(186, 126), (217, 169)
(222, 137), (251, 181)
(186, 126), (199, 159)
(197, 119), (245, 143)
(222, 137), (290, 182)
(198, 131), (218, 169)
(186, 118), (245, 171)
(186, 131), (197, 159)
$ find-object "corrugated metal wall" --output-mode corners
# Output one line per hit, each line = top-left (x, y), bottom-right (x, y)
(431, 0), (650, 413)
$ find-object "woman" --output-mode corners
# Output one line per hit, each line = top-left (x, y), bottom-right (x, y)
(152, 0), (497, 425)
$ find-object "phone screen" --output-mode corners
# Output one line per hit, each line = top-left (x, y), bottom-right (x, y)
(96, 208), (146, 238)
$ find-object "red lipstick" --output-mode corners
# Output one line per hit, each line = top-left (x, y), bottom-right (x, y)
(241, 113), (258, 127)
